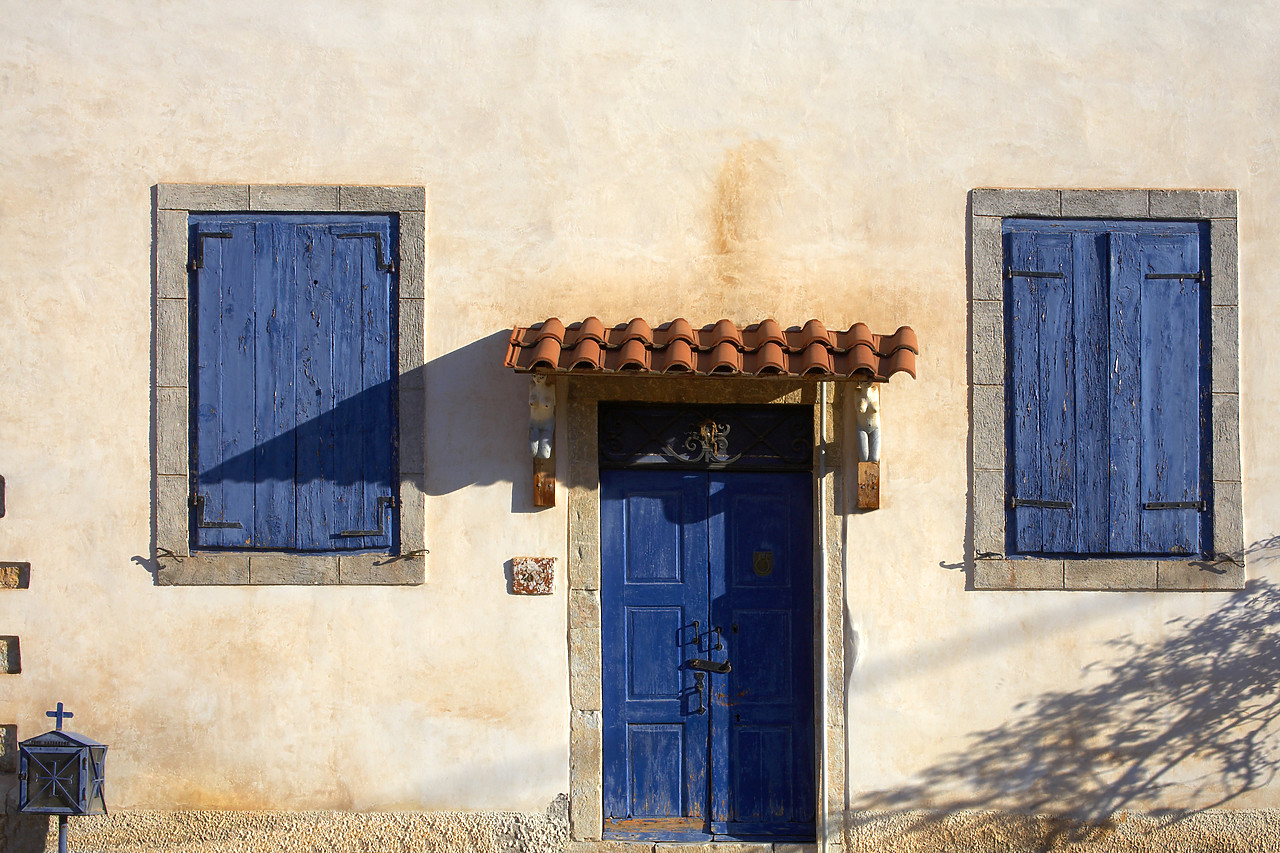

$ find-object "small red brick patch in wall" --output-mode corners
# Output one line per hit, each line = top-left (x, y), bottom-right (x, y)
(511, 557), (556, 595)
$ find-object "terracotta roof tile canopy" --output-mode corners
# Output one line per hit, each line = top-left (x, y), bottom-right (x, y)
(505, 318), (917, 381)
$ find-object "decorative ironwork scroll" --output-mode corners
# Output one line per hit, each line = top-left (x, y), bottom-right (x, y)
(599, 404), (812, 471)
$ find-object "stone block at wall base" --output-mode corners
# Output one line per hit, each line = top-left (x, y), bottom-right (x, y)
(44, 801), (571, 853)
(843, 808), (1280, 853)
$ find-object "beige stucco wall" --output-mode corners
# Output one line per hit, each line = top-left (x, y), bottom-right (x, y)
(2, 0), (1279, 844)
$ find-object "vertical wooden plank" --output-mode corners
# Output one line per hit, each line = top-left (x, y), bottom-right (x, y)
(1137, 230), (1203, 554)
(1006, 228), (1073, 553)
(328, 229), (368, 546)
(295, 225), (337, 550)
(1038, 241), (1077, 552)
(253, 221), (297, 548)
(1109, 232), (1142, 551)
(1073, 232), (1110, 553)
(192, 221), (256, 547)
(354, 223), (396, 548)
(1007, 230), (1043, 552)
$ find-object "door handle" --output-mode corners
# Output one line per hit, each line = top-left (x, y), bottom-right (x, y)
(687, 657), (731, 674)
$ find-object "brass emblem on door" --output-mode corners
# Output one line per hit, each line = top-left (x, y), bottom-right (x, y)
(753, 550), (774, 577)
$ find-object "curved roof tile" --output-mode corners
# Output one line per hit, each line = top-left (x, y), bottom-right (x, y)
(620, 317), (652, 344)
(751, 319), (787, 349)
(534, 317), (566, 344)
(708, 340), (743, 373)
(616, 338), (651, 371)
(664, 318), (696, 344)
(663, 338), (695, 372)
(505, 318), (917, 381)
(709, 319), (744, 350)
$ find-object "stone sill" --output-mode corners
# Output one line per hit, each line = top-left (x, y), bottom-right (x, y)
(973, 558), (1244, 591)
(155, 552), (425, 585)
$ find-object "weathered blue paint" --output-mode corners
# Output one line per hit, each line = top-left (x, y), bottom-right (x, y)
(1007, 228), (1074, 553)
(1004, 219), (1206, 557)
(602, 471), (710, 835)
(709, 472), (814, 838)
(1073, 232), (1110, 553)
(1135, 232), (1202, 554)
(190, 214), (397, 552)
(193, 222), (256, 547)
(253, 222), (297, 547)
(1108, 230), (1144, 552)
(602, 468), (813, 841)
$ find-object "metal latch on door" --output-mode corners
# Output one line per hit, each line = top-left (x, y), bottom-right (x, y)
(688, 658), (732, 717)
(687, 658), (731, 674)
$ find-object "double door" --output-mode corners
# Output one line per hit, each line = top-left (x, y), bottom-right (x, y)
(601, 469), (814, 841)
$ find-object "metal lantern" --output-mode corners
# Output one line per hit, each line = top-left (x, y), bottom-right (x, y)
(18, 704), (107, 853)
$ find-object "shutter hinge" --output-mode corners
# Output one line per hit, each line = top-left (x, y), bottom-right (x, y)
(190, 493), (243, 529)
(1009, 497), (1072, 509)
(1005, 267), (1065, 280)
(338, 496), (397, 537)
(188, 231), (233, 271)
(1145, 271), (1205, 282)
(336, 232), (396, 272)
(1142, 500), (1205, 510)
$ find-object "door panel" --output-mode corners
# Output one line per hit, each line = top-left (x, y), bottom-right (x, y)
(603, 467), (813, 841)
(710, 472), (814, 836)
(603, 471), (710, 831)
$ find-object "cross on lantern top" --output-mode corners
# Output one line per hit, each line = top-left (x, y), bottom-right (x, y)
(46, 702), (73, 731)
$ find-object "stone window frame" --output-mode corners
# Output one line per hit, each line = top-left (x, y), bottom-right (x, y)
(152, 184), (427, 585)
(564, 375), (846, 850)
(969, 188), (1243, 591)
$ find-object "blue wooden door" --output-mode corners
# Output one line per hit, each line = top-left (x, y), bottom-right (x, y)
(602, 468), (814, 842)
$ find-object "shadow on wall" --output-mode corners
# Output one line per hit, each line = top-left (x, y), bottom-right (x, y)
(424, 330), (545, 510)
(187, 329), (536, 496)
(851, 559), (1280, 851)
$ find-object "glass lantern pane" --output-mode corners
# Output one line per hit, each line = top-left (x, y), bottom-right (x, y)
(24, 751), (81, 811)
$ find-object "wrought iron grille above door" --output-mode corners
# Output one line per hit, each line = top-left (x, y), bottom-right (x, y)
(598, 404), (813, 472)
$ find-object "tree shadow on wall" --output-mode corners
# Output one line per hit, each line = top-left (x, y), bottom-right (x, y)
(851, 569), (1280, 852)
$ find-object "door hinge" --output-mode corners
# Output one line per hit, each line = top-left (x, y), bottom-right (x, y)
(338, 496), (396, 537)
(336, 232), (396, 272)
(1146, 271), (1205, 282)
(1005, 267), (1065, 279)
(190, 494), (243, 529)
(1009, 497), (1072, 509)
(188, 231), (233, 271)
(1143, 500), (1205, 510)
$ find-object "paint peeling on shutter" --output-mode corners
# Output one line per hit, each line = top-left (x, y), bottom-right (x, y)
(1135, 230), (1204, 554)
(191, 215), (397, 553)
(1007, 228), (1076, 554)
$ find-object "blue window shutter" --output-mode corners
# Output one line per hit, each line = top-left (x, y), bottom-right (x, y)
(194, 215), (396, 553)
(1135, 230), (1204, 554)
(1007, 228), (1077, 554)
(1007, 219), (1205, 558)
(294, 224), (396, 551)
(192, 222), (257, 547)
